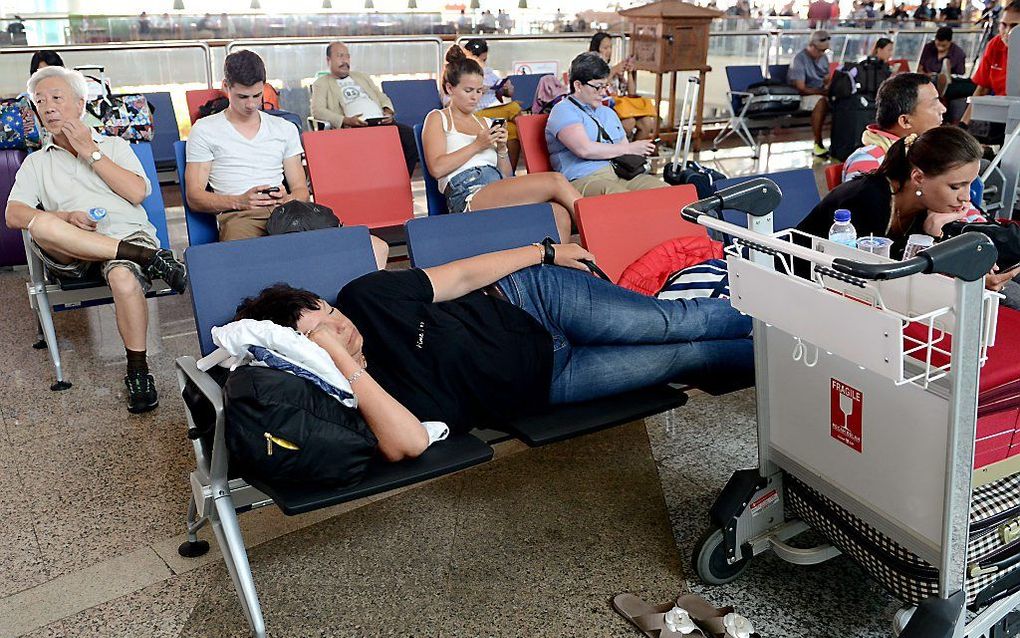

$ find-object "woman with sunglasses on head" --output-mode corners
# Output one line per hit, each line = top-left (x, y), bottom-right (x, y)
(545, 52), (663, 196)
(422, 46), (581, 242)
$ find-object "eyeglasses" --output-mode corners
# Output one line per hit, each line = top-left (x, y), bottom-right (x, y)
(584, 81), (611, 92)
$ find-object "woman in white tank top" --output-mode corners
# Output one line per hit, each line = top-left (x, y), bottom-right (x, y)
(422, 46), (581, 242)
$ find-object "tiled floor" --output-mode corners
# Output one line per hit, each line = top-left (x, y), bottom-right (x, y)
(0, 136), (895, 638)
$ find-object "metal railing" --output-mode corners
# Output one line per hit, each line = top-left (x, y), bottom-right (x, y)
(0, 40), (214, 95)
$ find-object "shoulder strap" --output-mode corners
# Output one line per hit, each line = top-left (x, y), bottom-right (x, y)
(567, 97), (611, 143)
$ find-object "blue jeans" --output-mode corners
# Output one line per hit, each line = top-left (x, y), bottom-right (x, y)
(444, 165), (503, 214)
(496, 265), (754, 403)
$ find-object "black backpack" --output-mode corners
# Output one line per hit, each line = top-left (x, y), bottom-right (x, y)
(266, 200), (340, 235)
(829, 57), (892, 100)
(224, 366), (378, 488)
(197, 96), (229, 120)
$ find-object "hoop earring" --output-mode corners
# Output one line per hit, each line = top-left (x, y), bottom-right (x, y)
(915, 189), (923, 197)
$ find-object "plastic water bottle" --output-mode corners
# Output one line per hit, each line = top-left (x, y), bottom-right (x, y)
(87, 207), (109, 234)
(828, 208), (857, 248)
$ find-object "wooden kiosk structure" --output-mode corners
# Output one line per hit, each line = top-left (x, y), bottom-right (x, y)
(618, 0), (721, 149)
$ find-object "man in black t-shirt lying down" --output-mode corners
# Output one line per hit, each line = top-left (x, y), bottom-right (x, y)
(233, 241), (754, 462)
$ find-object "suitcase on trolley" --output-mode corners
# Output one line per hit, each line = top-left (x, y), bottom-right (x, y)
(785, 307), (1020, 611)
(0, 149), (27, 268)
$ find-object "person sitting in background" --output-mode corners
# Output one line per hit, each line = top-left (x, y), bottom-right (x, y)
(233, 241), (754, 460)
(460, 39), (522, 169)
(962, 0), (1019, 125)
(422, 47), (580, 242)
(842, 73), (946, 181)
(29, 50), (63, 75)
(940, 0), (964, 25)
(309, 41), (419, 177)
(788, 30), (833, 157)
(800, 126), (1020, 305)
(589, 32), (657, 141)
(5, 66), (188, 413)
(186, 52), (389, 266)
(918, 27), (967, 76)
(546, 52), (662, 196)
(869, 37), (895, 63)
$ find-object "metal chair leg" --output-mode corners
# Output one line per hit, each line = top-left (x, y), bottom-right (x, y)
(33, 287), (70, 391)
(178, 495), (211, 558)
(211, 495), (266, 638)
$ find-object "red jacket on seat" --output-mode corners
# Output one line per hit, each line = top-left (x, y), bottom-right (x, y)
(616, 235), (724, 296)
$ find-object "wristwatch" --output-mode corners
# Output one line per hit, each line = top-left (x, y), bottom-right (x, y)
(86, 149), (102, 166)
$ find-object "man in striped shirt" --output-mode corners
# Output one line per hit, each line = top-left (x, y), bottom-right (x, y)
(841, 73), (946, 182)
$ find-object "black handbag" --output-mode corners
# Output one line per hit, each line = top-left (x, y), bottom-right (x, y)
(266, 200), (340, 235)
(568, 97), (648, 180)
(224, 366), (378, 488)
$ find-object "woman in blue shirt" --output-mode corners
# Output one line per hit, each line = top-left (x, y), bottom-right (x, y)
(545, 52), (662, 196)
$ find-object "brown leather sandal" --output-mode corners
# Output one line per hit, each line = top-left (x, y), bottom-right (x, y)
(675, 594), (761, 638)
(612, 593), (708, 637)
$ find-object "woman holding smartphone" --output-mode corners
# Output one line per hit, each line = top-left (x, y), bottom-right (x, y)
(589, 32), (657, 141)
(460, 39), (523, 169)
(423, 46), (581, 242)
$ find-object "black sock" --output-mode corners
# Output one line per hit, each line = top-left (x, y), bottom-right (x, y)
(126, 349), (148, 375)
(116, 241), (158, 267)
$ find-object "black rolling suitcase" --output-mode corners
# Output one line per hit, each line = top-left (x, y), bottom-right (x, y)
(829, 94), (877, 162)
(663, 77), (726, 198)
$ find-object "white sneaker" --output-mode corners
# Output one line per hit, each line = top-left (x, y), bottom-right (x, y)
(893, 605), (916, 636)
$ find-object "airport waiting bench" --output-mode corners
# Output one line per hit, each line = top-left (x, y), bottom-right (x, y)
(175, 205), (689, 637)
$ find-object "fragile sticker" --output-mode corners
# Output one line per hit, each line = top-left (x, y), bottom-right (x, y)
(830, 378), (863, 453)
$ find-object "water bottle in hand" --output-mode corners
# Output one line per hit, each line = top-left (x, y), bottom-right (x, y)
(87, 207), (108, 234)
(828, 208), (857, 248)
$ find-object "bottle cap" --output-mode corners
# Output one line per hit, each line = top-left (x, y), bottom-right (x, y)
(87, 207), (107, 221)
(833, 208), (851, 223)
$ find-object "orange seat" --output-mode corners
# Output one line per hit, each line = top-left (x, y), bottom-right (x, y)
(889, 58), (910, 74)
(303, 127), (413, 229)
(824, 162), (844, 191)
(186, 88), (225, 124)
(576, 185), (703, 284)
(186, 85), (280, 124)
(517, 114), (552, 173)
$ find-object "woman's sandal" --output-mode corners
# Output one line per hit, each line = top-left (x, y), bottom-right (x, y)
(612, 593), (707, 637)
(675, 594), (761, 638)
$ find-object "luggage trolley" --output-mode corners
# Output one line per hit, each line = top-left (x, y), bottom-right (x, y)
(683, 178), (1018, 637)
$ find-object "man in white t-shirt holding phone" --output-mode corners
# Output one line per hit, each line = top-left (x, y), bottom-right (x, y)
(185, 50), (310, 242)
(309, 41), (419, 177)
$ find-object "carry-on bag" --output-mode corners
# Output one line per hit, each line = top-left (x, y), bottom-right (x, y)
(741, 80), (801, 118)
(0, 149), (28, 267)
(829, 93), (877, 161)
(0, 95), (41, 151)
(664, 77), (726, 197)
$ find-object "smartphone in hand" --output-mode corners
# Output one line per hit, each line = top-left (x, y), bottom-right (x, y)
(258, 186), (281, 196)
(490, 118), (507, 129)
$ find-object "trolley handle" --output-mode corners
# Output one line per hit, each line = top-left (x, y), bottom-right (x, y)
(831, 233), (996, 283)
(680, 176), (783, 223)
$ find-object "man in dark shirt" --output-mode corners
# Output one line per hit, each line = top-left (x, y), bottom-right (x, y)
(233, 242), (754, 461)
(918, 27), (967, 75)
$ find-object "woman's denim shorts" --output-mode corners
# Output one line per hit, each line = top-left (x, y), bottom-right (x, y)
(444, 165), (503, 214)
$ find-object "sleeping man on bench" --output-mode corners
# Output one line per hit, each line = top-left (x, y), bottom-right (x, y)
(232, 240), (754, 462)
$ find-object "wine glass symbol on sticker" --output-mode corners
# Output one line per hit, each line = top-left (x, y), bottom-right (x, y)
(838, 392), (855, 430)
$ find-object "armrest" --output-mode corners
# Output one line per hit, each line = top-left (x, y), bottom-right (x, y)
(175, 355), (228, 485)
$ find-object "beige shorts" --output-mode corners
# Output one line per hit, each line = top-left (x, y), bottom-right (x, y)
(800, 95), (825, 110)
(31, 230), (156, 292)
(569, 165), (667, 197)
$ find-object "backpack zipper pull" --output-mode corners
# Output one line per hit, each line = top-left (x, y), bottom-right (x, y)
(264, 432), (300, 456)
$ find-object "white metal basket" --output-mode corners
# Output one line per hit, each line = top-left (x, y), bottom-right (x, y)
(724, 229), (1000, 390)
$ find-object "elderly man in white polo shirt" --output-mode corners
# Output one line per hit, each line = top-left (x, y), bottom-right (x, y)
(5, 65), (188, 414)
